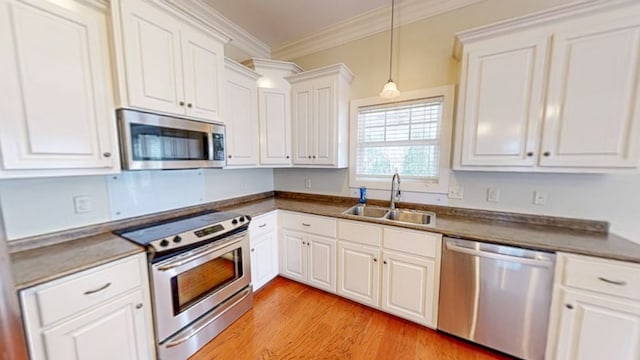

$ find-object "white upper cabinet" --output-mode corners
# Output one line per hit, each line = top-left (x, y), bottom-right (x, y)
(454, 2), (640, 172)
(245, 58), (302, 167)
(540, 14), (640, 168)
(457, 32), (548, 167)
(0, 0), (119, 178)
(223, 59), (261, 167)
(111, 0), (228, 123)
(288, 64), (354, 168)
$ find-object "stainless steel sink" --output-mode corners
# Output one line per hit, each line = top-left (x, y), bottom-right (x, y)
(342, 205), (435, 227)
(342, 205), (389, 218)
(385, 209), (435, 226)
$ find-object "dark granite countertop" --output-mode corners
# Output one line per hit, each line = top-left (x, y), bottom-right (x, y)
(11, 233), (144, 290)
(220, 197), (640, 264)
(10, 192), (640, 290)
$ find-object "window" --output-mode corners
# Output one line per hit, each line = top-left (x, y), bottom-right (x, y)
(349, 86), (454, 194)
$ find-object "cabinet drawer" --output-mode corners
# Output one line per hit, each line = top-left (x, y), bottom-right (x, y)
(281, 212), (336, 238)
(561, 255), (640, 301)
(250, 211), (277, 236)
(383, 228), (441, 258)
(338, 220), (382, 247)
(35, 255), (143, 326)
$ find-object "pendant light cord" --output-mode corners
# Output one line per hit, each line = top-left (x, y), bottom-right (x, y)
(388, 0), (395, 82)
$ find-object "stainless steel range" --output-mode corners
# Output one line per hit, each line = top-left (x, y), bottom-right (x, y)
(117, 210), (253, 360)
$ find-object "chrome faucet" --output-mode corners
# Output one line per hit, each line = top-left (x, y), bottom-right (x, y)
(389, 171), (401, 209)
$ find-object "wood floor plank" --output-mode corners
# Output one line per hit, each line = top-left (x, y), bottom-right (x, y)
(190, 277), (514, 360)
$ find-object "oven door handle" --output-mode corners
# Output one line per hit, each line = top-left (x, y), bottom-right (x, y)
(164, 287), (252, 348)
(156, 232), (246, 271)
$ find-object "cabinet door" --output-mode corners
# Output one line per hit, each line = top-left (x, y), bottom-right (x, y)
(312, 77), (337, 165)
(337, 241), (380, 307)
(224, 68), (259, 166)
(182, 26), (223, 122)
(307, 235), (336, 294)
(42, 290), (151, 360)
(280, 230), (306, 282)
(381, 251), (435, 327)
(291, 84), (313, 164)
(541, 15), (640, 168)
(250, 231), (278, 291)
(119, 0), (184, 115)
(259, 88), (291, 165)
(553, 289), (640, 360)
(0, 0), (118, 173)
(458, 33), (548, 167)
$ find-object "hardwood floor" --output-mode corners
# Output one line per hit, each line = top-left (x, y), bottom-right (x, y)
(190, 277), (514, 360)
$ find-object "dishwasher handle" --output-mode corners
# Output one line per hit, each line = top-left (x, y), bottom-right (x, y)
(445, 241), (554, 268)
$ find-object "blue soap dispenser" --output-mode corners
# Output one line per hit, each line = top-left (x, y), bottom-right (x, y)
(359, 186), (367, 205)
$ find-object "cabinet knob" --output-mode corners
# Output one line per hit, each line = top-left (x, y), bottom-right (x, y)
(179, 101), (185, 106)
(565, 304), (574, 310)
(302, 241), (306, 245)
(313, 156), (316, 159)
(383, 260), (387, 265)
(251, 248), (255, 252)
(103, 152), (111, 158)
(373, 258), (377, 262)
(543, 151), (551, 157)
(308, 156), (311, 159)
(228, 155), (232, 159)
(136, 303), (143, 309)
(286, 155), (290, 159)
(307, 242), (310, 247)
(187, 103), (193, 108)
(526, 152), (534, 157)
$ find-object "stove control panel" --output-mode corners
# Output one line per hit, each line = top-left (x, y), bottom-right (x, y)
(149, 214), (251, 252)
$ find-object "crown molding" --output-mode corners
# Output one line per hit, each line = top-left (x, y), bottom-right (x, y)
(286, 63), (355, 84)
(225, 58), (262, 80)
(243, 58), (304, 74)
(272, 0), (484, 61)
(164, 0), (271, 59)
(453, 0), (638, 59)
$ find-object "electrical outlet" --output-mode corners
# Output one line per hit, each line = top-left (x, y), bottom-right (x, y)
(448, 186), (464, 200)
(533, 191), (547, 205)
(304, 178), (311, 188)
(487, 188), (500, 203)
(73, 195), (92, 214)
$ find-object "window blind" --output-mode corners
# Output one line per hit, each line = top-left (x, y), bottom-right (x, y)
(356, 97), (443, 180)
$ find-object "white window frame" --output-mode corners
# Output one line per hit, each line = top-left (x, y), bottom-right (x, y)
(349, 85), (454, 194)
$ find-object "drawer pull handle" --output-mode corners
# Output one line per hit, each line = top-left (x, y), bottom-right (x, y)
(302, 223), (311, 227)
(258, 224), (267, 228)
(136, 303), (143, 309)
(598, 277), (627, 286)
(84, 282), (111, 295)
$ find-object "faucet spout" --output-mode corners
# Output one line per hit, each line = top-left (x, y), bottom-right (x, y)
(389, 172), (401, 209)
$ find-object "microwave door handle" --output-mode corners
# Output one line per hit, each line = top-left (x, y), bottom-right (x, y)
(207, 132), (214, 161)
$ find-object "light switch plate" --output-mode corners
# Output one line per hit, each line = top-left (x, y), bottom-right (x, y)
(487, 188), (500, 203)
(448, 186), (464, 200)
(533, 191), (547, 205)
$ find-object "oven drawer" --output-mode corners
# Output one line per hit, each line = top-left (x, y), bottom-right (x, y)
(560, 254), (640, 301)
(281, 212), (336, 238)
(34, 255), (143, 326)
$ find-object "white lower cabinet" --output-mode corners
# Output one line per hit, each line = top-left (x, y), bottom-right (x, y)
(279, 212), (337, 293)
(20, 253), (155, 360)
(546, 253), (640, 360)
(338, 241), (380, 307)
(381, 251), (436, 326)
(249, 212), (279, 290)
(337, 220), (442, 328)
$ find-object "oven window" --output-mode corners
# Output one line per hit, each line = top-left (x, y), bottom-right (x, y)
(130, 123), (209, 161)
(171, 249), (243, 315)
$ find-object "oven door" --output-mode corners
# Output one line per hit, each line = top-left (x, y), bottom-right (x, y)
(151, 231), (251, 341)
(117, 108), (226, 170)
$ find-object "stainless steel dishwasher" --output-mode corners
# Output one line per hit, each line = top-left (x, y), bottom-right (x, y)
(438, 237), (556, 360)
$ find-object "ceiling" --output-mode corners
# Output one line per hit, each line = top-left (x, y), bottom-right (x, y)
(204, 0), (390, 48)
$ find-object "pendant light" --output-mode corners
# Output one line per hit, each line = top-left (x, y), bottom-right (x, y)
(380, 0), (400, 99)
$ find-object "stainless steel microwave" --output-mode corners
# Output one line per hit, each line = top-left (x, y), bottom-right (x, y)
(116, 109), (225, 170)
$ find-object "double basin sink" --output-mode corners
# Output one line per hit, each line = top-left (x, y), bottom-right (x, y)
(342, 205), (436, 227)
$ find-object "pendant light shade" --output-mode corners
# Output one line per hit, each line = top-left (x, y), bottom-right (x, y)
(380, 0), (400, 99)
